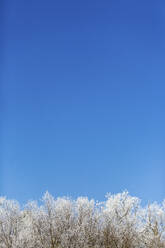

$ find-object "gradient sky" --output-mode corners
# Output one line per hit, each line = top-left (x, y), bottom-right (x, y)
(1, 0), (165, 205)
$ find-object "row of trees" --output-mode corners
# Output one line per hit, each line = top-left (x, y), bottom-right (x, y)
(0, 191), (165, 248)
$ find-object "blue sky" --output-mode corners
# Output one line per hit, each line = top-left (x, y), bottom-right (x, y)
(1, 0), (165, 204)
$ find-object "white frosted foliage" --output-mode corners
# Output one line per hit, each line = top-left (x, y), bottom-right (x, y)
(0, 192), (164, 248)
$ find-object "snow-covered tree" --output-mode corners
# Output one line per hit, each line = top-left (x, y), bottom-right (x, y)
(0, 192), (164, 248)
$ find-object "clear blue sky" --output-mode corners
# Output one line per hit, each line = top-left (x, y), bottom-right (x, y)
(1, 0), (165, 204)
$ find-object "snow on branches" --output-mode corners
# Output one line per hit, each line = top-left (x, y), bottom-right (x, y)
(0, 191), (164, 248)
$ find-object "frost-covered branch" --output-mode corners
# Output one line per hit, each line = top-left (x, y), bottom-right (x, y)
(0, 192), (164, 248)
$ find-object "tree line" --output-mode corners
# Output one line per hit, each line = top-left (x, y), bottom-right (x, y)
(0, 191), (165, 248)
